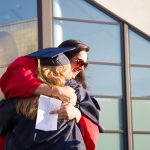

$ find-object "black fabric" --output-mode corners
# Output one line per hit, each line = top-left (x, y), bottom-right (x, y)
(0, 99), (18, 136)
(40, 53), (70, 66)
(66, 79), (103, 132)
(0, 80), (101, 150)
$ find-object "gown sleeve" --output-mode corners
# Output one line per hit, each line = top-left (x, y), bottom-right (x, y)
(0, 56), (42, 99)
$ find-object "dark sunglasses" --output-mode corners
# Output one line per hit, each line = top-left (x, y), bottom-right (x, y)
(74, 59), (88, 68)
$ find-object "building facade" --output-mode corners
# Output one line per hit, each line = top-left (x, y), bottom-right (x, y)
(0, 0), (150, 150)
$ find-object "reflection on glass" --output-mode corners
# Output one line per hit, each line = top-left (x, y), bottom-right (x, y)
(0, 0), (37, 25)
(96, 98), (123, 130)
(133, 134), (150, 150)
(0, 0), (38, 56)
(129, 30), (150, 65)
(0, 32), (18, 64)
(53, 0), (117, 22)
(54, 20), (121, 63)
(132, 100), (150, 131)
(0, 0), (38, 76)
(131, 67), (150, 97)
(85, 64), (122, 96)
(96, 133), (124, 150)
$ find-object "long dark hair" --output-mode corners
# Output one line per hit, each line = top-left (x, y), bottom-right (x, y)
(58, 39), (90, 89)
(58, 39), (89, 59)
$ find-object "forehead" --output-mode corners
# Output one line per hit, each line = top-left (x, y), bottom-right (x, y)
(73, 51), (88, 61)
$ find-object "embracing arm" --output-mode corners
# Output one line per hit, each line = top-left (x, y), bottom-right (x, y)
(0, 56), (77, 104)
(34, 84), (77, 104)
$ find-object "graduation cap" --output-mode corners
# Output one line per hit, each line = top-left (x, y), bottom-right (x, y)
(26, 47), (75, 66)
(26, 47), (76, 58)
(40, 53), (70, 66)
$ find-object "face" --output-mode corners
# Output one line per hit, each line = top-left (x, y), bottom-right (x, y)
(70, 51), (88, 78)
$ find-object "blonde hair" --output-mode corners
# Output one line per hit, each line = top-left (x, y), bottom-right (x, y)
(16, 61), (72, 120)
(16, 96), (39, 120)
(38, 64), (72, 86)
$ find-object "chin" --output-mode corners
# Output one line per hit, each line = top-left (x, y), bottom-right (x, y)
(72, 73), (77, 79)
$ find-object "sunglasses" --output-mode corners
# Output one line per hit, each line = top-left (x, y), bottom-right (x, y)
(73, 59), (88, 68)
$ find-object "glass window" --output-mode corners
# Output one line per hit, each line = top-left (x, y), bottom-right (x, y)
(132, 100), (150, 131)
(53, 0), (117, 22)
(131, 67), (150, 97)
(96, 133), (124, 150)
(133, 134), (150, 150)
(0, 0), (37, 25)
(0, 0), (38, 76)
(85, 64), (122, 96)
(96, 98), (124, 130)
(129, 30), (150, 65)
(54, 20), (121, 63)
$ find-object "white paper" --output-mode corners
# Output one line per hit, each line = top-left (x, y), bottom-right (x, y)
(35, 95), (62, 131)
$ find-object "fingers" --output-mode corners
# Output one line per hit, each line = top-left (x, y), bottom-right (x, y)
(50, 112), (67, 120)
(63, 93), (77, 105)
(50, 110), (58, 114)
(50, 103), (78, 121)
(58, 114), (68, 120)
(53, 86), (77, 105)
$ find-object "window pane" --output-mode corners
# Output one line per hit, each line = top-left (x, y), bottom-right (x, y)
(131, 67), (150, 97)
(133, 134), (150, 150)
(0, 0), (38, 76)
(129, 30), (150, 65)
(85, 64), (122, 96)
(0, 0), (37, 25)
(96, 133), (124, 150)
(96, 98), (124, 130)
(132, 100), (150, 131)
(54, 20), (121, 63)
(53, 0), (117, 22)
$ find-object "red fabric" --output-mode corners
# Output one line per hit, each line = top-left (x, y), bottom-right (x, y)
(0, 137), (5, 150)
(79, 115), (99, 150)
(0, 56), (42, 99)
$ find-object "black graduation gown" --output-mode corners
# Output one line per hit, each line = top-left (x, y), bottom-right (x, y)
(0, 80), (101, 150)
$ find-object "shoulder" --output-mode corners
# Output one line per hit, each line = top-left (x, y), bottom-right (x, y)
(90, 96), (101, 110)
(8, 56), (37, 69)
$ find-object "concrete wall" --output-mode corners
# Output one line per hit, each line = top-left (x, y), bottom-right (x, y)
(94, 0), (150, 36)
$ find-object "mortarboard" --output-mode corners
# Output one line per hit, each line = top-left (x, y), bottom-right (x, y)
(40, 53), (70, 66)
(26, 47), (75, 66)
(26, 47), (76, 58)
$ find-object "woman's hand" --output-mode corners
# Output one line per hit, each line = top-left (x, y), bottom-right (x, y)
(34, 84), (77, 105)
(51, 103), (81, 123)
(52, 86), (77, 105)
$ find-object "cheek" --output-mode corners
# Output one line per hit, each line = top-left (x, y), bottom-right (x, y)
(71, 69), (80, 79)
(71, 62), (76, 70)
